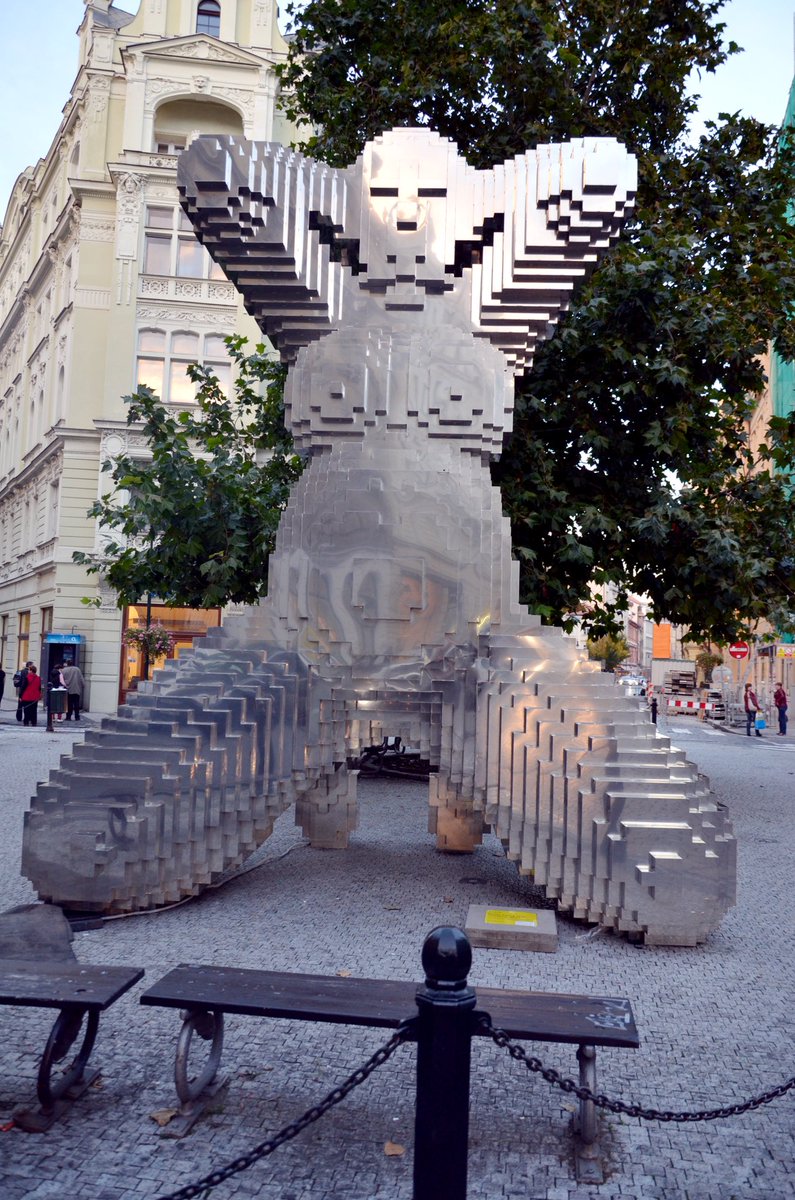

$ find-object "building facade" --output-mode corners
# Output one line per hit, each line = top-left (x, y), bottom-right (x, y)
(0, 0), (293, 710)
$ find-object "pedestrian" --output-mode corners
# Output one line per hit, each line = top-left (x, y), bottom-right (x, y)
(49, 662), (67, 722)
(0, 663), (5, 707)
(773, 681), (788, 736)
(60, 662), (86, 722)
(14, 660), (34, 722)
(743, 682), (763, 738)
(20, 664), (43, 726)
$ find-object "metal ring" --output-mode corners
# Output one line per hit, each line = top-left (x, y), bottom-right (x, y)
(37, 1007), (99, 1111)
(174, 1009), (225, 1104)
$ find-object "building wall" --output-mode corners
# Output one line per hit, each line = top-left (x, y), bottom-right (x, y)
(0, 0), (292, 710)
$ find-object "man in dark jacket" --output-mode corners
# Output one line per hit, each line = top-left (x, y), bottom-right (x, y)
(14, 662), (33, 722)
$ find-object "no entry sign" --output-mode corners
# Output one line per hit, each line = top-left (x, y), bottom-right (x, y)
(729, 642), (750, 660)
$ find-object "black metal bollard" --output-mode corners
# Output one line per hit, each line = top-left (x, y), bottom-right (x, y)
(650, 697), (658, 724)
(413, 926), (476, 1200)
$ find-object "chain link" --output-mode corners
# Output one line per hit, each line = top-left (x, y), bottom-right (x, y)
(481, 1018), (795, 1123)
(155, 1024), (412, 1200)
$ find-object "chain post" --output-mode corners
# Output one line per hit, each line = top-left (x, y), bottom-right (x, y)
(413, 926), (477, 1200)
(575, 1044), (597, 1145)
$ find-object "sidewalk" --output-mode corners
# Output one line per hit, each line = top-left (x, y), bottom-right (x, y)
(0, 698), (109, 730)
(0, 709), (793, 1199)
(705, 715), (795, 742)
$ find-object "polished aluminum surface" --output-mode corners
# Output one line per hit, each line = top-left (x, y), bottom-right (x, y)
(22, 130), (735, 943)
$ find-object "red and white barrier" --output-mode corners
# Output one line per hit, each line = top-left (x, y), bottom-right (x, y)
(663, 697), (725, 718)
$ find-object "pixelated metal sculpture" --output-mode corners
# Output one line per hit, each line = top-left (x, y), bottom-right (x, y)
(22, 130), (736, 944)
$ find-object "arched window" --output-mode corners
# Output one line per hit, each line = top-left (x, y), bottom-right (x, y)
(196, 0), (221, 36)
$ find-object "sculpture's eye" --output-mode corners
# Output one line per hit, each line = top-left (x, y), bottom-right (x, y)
(370, 187), (399, 197)
(417, 187), (447, 197)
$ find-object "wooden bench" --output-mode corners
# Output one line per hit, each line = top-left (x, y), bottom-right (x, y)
(1, 960), (144, 1131)
(141, 962), (638, 1176)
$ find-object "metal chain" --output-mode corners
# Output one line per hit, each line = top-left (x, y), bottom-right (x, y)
(155, 1024), (412, 1200)
(482, 1018), (795, 1123)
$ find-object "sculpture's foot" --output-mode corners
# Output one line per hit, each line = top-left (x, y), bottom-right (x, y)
(428, 776), (483, 853)
(296, 767), (358, 849)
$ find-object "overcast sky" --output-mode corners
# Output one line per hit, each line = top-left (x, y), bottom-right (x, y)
(1, 0), (794, 217)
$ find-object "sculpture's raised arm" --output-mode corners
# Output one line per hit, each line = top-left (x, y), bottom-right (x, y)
(472, 138), (637, 374)
(177, 136), (351, 362)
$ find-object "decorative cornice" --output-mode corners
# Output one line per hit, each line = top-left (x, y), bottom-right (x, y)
(136, 303), (237, 330)
(71, 179), (117, 203)
(74, 287), (111, 310)
(123, 35), (267, 71)
(4, 434), (69, 496)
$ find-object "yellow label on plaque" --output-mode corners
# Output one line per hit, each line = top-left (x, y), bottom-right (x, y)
(484, 908), (538, 927)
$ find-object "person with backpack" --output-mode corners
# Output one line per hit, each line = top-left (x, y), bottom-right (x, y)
(14, 662), (33, 722)
(20, 664), (43, 726)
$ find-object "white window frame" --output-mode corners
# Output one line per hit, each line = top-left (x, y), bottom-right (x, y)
(142, 205), (225, 281)
(135, 328), (233, 405)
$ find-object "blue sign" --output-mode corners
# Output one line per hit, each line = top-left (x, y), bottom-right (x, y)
(45, 633), (86, 644)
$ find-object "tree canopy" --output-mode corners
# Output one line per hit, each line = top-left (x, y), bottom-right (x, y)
(74, 338), (301, 608)
(587, 633), (631, 672)
(276, 0), (795, 642)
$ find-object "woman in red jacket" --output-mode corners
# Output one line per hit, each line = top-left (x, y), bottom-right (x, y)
(20, 664), (43, 726)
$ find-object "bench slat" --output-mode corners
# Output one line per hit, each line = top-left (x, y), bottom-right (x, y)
(141, 965), (638, 1048)
(0, 962), (144, 1010)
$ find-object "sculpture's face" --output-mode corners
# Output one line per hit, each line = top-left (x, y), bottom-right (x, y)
(355, 130), (465, 301)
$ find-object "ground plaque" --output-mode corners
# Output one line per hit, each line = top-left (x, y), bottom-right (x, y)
(465, 904), (558, 953)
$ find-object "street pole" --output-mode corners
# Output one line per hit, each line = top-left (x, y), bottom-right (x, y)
(413, 927), (476, 1200)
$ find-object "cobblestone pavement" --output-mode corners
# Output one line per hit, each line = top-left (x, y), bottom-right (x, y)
(0, 700), (793, 1199)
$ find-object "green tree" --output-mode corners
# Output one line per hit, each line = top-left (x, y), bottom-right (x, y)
(587, 633), (630, 672)
(277, 0), (795, 642)
(695, 646), (724, 682)
(74, 337), (302, 608)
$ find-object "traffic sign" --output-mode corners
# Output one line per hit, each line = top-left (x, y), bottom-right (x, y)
(729, 642), (749, 660)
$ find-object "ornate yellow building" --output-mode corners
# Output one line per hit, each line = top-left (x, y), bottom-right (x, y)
(0, 0), (293, 710)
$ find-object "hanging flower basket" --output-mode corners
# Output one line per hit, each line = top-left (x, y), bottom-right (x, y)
(123, 622), (175, 659)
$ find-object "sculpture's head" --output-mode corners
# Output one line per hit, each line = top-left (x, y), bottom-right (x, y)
(178, 128), (635, 377)
(351, 128), (471, 303)
(178, 129), (636, 456)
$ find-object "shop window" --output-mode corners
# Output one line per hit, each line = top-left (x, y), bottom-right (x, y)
(196, 0), (221, 37)
(121, 604), (221, 698)
(17, 610), (30, 669)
